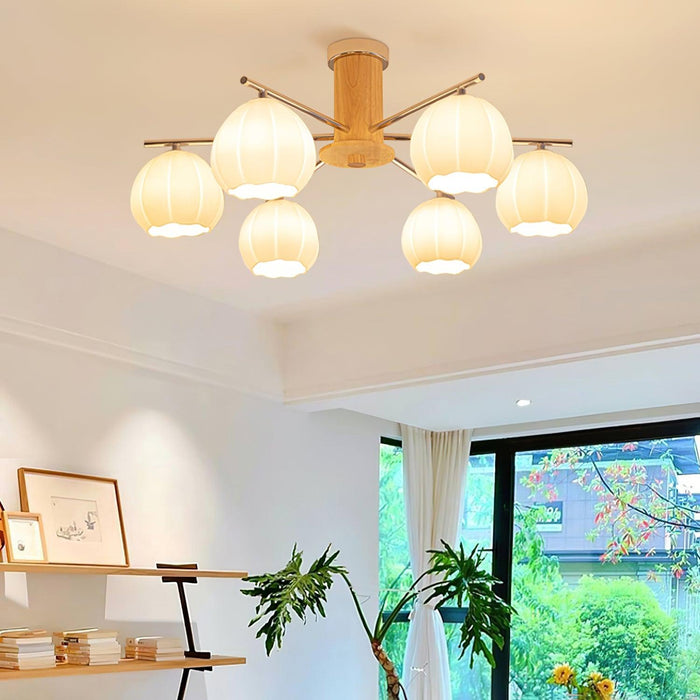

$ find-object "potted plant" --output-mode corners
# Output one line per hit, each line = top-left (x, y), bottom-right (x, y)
(549, 663), (616, 699)
(242, 541), (513, 699)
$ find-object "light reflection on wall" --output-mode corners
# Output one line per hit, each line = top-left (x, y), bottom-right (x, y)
(91, 408), (222, 622)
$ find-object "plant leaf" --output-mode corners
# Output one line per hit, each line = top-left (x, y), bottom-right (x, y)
(423, 541), (515, 667)
(241, 545), (347, 656)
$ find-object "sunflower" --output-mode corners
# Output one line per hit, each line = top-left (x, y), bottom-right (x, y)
(596, 679), (615, 697)
(552, 664), (575, 686)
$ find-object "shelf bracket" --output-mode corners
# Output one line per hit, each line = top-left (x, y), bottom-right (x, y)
(157, 563), (213, 700)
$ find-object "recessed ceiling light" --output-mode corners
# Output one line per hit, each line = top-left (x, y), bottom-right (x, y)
(515, 399), (532, 407)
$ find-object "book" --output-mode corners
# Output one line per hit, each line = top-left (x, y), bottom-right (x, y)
(136, 653), (185, 662)
(0, 658), (56, 670)
(0, 629), (48, 638)
(0, 634), (52, 646)
(67, 653), (121, 660)
(66, 640), (120, 649)
(66, 646), (121, 656)
(124, 635), (184, 660)
(135, 636), (183, 649)
(135, 646), (184, 654)
(68, 641), (122, 656)
(0, 643), (53, 653)
(63, 629), (118, 642)
(0, 650), (55, 659)
(65, 658), (120, 666)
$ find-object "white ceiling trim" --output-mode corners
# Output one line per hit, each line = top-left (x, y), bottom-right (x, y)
(0, 228), (285, 401)
(287, 330), (700, 407)
(0, 313), (281, 401)
(471, 403), (700, 441)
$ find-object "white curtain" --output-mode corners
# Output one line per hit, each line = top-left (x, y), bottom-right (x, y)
(400, 425), (472, 700)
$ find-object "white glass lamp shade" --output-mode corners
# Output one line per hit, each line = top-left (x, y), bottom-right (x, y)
(130, 149), (224, 238)
(239, 199), (319, 278)
(496, 149), (588, 237)
(211, 97), (316, 201)
(410, 94), (513, 195)
(401, 197), (483, 274)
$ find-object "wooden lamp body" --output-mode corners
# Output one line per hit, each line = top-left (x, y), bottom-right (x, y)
(320, 39), (395, 169)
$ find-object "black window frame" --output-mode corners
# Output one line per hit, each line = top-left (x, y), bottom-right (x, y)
(380, 416), (700, 700)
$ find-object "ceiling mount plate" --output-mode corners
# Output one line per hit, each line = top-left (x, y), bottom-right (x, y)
(327, 38), (390, 70)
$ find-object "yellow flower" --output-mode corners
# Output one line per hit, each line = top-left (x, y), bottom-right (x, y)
(596, 679), (615, 697)
(588, 672), (603, 683)
(552, 664), (575, 686)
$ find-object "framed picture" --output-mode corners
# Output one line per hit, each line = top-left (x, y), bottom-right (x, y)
(0, 512), (48, 563)
(18, 469), (129, 567)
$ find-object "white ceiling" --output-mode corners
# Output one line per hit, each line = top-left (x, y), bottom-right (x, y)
(309, 342), (700, 432)
(2, 1), (699, 318)
(2, 1), (699, 433)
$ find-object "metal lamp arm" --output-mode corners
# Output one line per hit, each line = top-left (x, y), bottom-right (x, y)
(240, 76), (349, 132)
(370, 72), (486, 132)
(391, 157), (422, 183)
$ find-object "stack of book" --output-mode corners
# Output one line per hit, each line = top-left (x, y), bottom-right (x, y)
(125, 636), (185, 662)
(63, 629), (121, 666)
(0, 629), (56, 671)
(52, 630), (70, 665)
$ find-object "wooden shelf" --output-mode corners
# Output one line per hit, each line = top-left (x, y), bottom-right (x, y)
(0, 563), (247, 578)
(0, 655), (246, 681)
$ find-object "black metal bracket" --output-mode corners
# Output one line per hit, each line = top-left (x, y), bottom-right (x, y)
(157, 563), (213, 700)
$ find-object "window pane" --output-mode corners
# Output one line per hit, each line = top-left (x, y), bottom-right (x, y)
(510, 436), (700, 700)
(462, 453), (496, 549)
(381, 621), (409, 696)
(379, 443), (412, 611)
(379, 442), (496, 699)
(446, 626), (492, 699)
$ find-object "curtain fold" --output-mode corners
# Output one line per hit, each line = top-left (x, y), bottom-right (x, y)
(400, 424), (472, 700)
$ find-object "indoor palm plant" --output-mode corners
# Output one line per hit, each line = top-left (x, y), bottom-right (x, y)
(242, 541), (513, 699)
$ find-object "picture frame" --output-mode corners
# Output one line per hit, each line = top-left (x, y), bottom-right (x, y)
(18, 468), (129, 567)
(0, 512), (48, 563)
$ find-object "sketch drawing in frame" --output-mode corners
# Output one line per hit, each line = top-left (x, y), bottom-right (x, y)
(0, 512), (48, 564)
(18, 469), (129, 567)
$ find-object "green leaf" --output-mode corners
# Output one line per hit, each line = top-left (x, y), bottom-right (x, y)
(241, 545), (347, 655)
(423, 541), (515, 668)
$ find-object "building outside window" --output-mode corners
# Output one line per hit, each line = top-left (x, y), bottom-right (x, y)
(379, 422), (700, 700)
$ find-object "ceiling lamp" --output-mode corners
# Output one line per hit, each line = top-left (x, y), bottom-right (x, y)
(239, 199), (319, 278)
(402, 196), (482, 274)
(134, 37), (587, 275)
(211, 97), (316, 201)
(130, 147), (224, 238)
(496, 145), (588, 237)
(410, 93), (513, 194)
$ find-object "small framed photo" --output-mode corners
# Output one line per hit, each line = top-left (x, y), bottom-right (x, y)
(18, 469), (129, 567)
(1, 512), (48, 563)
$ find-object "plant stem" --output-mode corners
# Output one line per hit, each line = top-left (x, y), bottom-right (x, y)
(376, 568), (434, 642)
(339, 572), (373, 642)
(372, 640), (404, 700)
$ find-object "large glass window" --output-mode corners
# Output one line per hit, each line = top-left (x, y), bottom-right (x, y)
(379, 420), (700, 700)
(379, 440), (495, 699)
(379, 439), (411, 693)
(511, 436), (700, 700)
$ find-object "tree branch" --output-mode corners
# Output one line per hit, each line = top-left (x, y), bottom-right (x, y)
(587, 454), (700, 532)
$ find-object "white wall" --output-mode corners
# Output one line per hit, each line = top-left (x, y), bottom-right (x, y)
(0, 332), (396, 699)
(0, 227), (283, 399)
